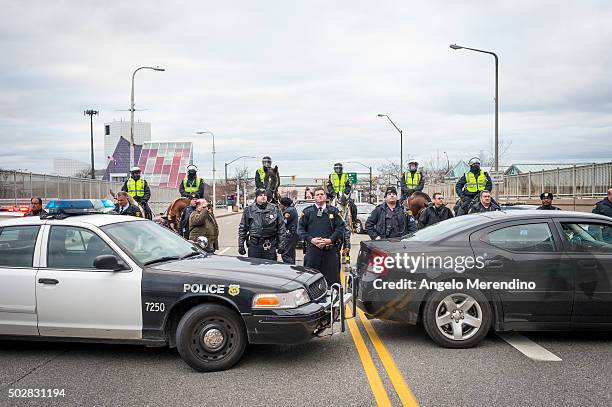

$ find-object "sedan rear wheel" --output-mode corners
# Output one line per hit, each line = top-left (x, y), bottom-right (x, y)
(422, 289), (491, 348)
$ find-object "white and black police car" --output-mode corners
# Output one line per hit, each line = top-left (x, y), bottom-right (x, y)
(0, 202), (355, 371)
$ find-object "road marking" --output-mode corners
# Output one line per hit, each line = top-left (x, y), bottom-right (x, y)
(357, 308), (420, 407)
(217, 247), (231, 255)
(346, 306), (392, 407)
(497, 332), (562, 362)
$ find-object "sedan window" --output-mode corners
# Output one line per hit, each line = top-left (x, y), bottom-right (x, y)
(0, 225), (40, 267)
(561, 223), (612, 253)
(487, 223), (555, 252)
(47, 226), (117, 269)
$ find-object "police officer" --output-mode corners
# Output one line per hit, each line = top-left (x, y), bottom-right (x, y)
(114, 191), (142, 217)
(537, 192), (561, 210)
(121, 166), (152, 219)
(592, 188), (612, 218)
(365, 186), (417, 240)
(400, 158), (425, 202)
(326, 162), (357, 224)
(179, 193), (199, 238)
(455, 157), (493, 216)
(298, 186), (347, 285)
(279, 197), (298, 264)
(180, 165), (205, 198)
(238, 188), (285, 260)
(468, 190), (500, 214)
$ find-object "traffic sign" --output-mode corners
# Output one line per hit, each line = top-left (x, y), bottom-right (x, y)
(490, 171), (504, 183)
(347, 172), (358, 184)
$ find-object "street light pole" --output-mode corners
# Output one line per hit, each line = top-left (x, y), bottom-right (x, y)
(450, 44), (499, 174)
(347, 161), (373, 204)
(196, 131), (216, 209)
(84, 109), (99, 179)
(224, 156), (256, 205)
(129, 66), (165, 173)
(377, 114), (404, 176)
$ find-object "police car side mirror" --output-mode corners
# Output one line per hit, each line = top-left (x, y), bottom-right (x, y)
(94, 255), (128, 271)
(196, 236), (209, 250)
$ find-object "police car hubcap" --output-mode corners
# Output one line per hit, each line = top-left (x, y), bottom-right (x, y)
(201, 328), (225, 350)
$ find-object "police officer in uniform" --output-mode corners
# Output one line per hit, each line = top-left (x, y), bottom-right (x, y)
(365, 186), (417, 240)
(326, 163), (358, 225)
(180, 165), (205, 198)
(279, 197), (298, 264)
(455, 157), (493, 216)
(114, 191), (142, 217)
(400, 158), (425, 202)
(238, 188), (285, 260)
(298, 186), (347, 285)
(537, 192), (561, 210)
(592, 188), (612, 218)
(121, 166), (152, 219)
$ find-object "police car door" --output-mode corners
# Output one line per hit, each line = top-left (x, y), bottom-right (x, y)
(35, 223), (143, 339)
(0, 224), (42, 336)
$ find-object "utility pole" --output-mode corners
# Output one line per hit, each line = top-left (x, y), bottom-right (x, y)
(84, 109), (99, 179)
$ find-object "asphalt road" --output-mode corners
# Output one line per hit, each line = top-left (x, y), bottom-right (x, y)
(1, 211), (611, 406)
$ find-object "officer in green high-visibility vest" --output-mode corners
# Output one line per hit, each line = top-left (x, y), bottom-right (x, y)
(121, 166), (152, 219)
(400, 158), (425, 202)
(455, 157), (493, 216)
(179, 165), (205, 199)
(326, 163), (357, 225)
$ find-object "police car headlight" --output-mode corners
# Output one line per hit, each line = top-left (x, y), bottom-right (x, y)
(252, 289), (310, 309)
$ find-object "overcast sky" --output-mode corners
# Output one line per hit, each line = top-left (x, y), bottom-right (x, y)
(1, 1), (611, 179)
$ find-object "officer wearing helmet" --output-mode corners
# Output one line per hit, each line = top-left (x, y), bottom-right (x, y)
(455, 157), (493, 216)
(238, 188), (285, 261)
(121, 166), (152, 219)
(255, 156), (280, 200)
(180, 165), (205, 199)
(400, 158), (425, 202)
(326, 162), (358, 225)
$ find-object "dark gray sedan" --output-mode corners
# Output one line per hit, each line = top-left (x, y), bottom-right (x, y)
(355, 211), (612, 348)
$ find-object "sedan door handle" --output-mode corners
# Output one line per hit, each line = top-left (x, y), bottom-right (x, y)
(577, 260), (598, 270)
(484, 260), (504, 269)
(38, 278), (59, 285)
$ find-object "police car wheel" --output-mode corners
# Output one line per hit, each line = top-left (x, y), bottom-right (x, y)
(176, 304), (247, 372)
(354, 220), (363, 234)
(422, 289), (491, 349)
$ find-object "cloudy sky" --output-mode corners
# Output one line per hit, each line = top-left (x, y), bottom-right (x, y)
(1, 1), (611, 179)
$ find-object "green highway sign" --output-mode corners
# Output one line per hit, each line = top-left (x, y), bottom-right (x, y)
(347, 172), (358, 184)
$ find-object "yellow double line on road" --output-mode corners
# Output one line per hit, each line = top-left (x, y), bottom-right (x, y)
(342, 272), (419, 406)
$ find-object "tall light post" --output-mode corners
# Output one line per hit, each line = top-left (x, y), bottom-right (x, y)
(84, 109), (99, 179)
(196, 131), (216, 208)
(129, 66), (165, 173)
(347, 161), (373, 204)
(224, 156), (256, 185)
(450, 44), (499, 174)
(377, 114), (404, 176)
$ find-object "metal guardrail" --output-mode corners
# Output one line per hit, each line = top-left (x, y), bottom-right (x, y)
(0, 170), (179, 215)
(424, 162), (612, 200)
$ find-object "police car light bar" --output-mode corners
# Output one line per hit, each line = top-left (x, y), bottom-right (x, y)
(44, 199), (108, 219)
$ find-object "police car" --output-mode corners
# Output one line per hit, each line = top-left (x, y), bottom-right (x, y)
(0, 203), (355, 372)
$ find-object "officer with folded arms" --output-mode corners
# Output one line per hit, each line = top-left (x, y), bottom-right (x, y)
(298, 186), (347, 285)
(238, 188), (285, 261)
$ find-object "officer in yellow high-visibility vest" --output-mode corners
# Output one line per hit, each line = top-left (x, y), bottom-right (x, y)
(179, 164), (205, 198)
(121, 166), (152, 219)
(400, 158), (425, 202)
(455, 157), (493, 216)
(254, 156), (280, 202)
(326, 163), (357, 225)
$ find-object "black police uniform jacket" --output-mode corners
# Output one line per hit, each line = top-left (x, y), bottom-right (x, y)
(592, 199), (612, 218)
(113, 204), (142, 217)
(365, 203), (417, 240)
(418, 204), (454, 228)
(298, 205), (346, 247)
(238, 203), (286, 250)
(537, 205), (561, 210)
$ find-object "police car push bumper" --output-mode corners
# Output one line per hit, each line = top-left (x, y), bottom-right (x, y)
(244, 273), (357, 344)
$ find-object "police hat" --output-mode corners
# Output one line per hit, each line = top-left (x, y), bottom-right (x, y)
(385, 186), (398, 196)
(279, 197), (293, 207)
(540, 192), (554, 200)
(255, 188), (267, 197)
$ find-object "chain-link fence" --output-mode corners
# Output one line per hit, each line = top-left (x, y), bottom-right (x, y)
(424, 162), (612, 201)
(0, 170), (179, 215)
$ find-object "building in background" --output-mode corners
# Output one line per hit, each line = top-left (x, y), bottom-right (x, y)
(138, 141), (193, 188)
(103, 137), (143, 183)
(53, 158), (90, 177)
(104, 120), (151, 166)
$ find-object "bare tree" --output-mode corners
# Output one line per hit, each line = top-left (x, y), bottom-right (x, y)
(480, 138), (513, 170)
(74, 168), (93, 178)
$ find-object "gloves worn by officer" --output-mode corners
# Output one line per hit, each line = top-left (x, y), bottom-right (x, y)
(238, 246), (246, 255)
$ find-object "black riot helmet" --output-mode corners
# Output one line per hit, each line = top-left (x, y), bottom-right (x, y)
(262, 156), (272, 168)
(334, 163), (343, 175)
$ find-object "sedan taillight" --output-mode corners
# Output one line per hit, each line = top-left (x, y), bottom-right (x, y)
(366, 248), (390, 275)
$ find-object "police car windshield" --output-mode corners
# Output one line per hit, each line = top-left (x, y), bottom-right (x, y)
(101, 221), (201, 266)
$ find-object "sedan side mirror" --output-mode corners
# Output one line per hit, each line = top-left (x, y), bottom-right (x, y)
(94, 255), (128, 271)
(196, 236), (209, 250)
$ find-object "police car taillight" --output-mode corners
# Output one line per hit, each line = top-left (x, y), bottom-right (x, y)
(366, 248), (390, 275)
